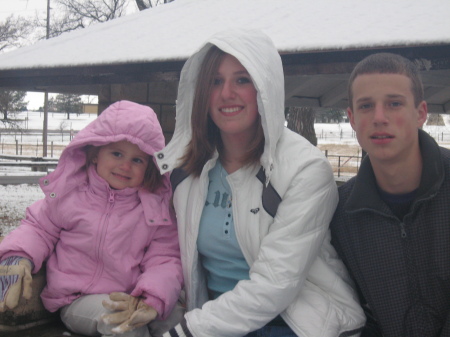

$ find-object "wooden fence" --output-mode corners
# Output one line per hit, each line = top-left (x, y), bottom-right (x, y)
(0, 151), (362, 187)
(0, 140), (66, 158)
(0, 154), (58, 174)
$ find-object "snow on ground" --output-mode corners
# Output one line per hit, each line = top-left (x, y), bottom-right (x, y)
(0, 111), (95, 235)
(0, 184), (43, 235)
(8, 110), (96, 131)
(2, 111), (450, 235)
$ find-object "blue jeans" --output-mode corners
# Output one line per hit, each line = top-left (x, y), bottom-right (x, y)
(244, 325), (297, 337)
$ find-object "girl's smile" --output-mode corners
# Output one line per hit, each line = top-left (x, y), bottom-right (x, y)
(208, 54), (259, 138)
(94, 140), (149, 189)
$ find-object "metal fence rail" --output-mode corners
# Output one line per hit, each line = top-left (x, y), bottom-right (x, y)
(0, 150), (364, 181)
(323, 151), (362, 178)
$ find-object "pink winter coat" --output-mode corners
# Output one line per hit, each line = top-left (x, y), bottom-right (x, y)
(0, 101), (183, 318)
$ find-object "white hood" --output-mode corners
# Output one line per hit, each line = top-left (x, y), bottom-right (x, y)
(156, 29), (285, 182)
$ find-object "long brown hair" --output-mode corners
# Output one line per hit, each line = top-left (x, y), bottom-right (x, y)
(179, 46), (265, 177)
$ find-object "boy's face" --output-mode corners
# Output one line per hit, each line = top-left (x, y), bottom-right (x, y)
(94, 141), (149, 189)
(348, 73), (427, 166)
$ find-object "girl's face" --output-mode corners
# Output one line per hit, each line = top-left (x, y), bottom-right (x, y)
(93, 140), (149, 189)
(208, 54), (259, 139)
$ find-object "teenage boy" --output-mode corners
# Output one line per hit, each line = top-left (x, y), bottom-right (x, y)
(330, 53), (450, 337)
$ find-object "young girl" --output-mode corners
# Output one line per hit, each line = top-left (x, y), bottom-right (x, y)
(0, 100), (183, 337)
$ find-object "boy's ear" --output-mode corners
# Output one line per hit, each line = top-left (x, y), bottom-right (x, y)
(347, 107), (356, 131)
(417, 100), (428, 127)
(92, 157), (98, 164)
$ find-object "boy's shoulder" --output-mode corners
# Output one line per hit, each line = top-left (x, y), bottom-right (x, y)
(439, 145), (450, 162)
(337, 176), (357, 201)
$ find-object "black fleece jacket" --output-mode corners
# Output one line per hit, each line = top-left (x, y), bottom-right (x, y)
(331, 130), (450, 337)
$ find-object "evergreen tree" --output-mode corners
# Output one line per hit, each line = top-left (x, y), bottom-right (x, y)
(54, 93), (82, 119)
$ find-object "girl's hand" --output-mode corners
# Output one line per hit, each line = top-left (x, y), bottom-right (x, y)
(102, 292), (158, 333)
(0, 257), (33, 312)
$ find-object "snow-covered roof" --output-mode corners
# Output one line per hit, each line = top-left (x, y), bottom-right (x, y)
(0, 0), (449, 70)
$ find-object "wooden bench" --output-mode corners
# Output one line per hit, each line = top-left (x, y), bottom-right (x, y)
(0, 262), (89, 337)
(0, 237), (86, 336)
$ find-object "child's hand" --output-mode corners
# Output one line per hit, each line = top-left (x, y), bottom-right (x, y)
(0, 257), (33, 312)
(102, 292), (158, 333)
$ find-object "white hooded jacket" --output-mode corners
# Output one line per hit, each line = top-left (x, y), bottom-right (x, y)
(156, 30), (365, 336)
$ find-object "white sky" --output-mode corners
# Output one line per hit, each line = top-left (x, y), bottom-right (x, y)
(0, 0), (47, 20)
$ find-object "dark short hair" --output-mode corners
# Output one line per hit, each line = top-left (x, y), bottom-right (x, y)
(348, 53), (424, 109)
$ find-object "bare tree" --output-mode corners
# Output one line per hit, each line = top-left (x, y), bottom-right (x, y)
(135, 0), (174, 10)
(286, 106), (317, 146)
(0, 15), (32, 52)
(0, 16), (31, 128)
(35, 0), (174, 38)
(427, 113), (445, 126)
(37, 0), (127, 38)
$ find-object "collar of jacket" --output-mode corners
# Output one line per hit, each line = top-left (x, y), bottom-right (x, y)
(87, 166), (173, 227)
(344, 129), (444, 214)
(87, 165), (139, 200)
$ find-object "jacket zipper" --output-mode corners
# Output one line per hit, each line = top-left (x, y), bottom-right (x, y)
(84, 190), (115, 293)
(357, 208), (408, 240)
(399, 222), (407, 239)
(187, 176), (208, 302)
(228, 179), (247, 263)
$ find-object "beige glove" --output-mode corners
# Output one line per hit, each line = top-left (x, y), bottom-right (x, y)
(102, 292), (158, 334)
(0, 257), (33, 312)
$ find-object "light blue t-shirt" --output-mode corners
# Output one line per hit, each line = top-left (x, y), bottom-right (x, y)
(197, 161), (250, 299)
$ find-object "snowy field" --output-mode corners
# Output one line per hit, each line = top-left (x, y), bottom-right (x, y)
(0, 111), (97, 235)
(1, 111), (450, 235)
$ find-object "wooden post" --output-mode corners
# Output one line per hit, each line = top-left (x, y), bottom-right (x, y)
(338, 156), (341, 177)
(42, 0), (51, 157)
